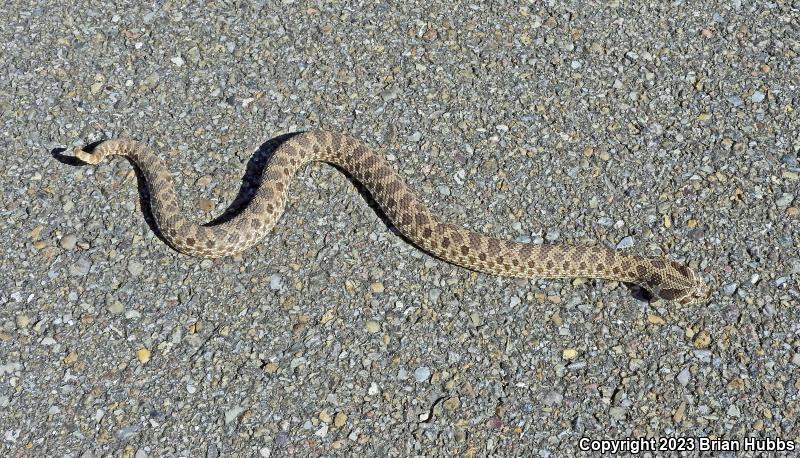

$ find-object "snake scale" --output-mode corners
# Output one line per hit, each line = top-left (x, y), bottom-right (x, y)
(71, 131), (709, 305)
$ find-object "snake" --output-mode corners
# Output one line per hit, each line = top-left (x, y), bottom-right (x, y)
(70, 131), (709, 305)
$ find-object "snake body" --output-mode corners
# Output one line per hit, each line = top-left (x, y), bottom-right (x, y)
(72, 131), (709, 305)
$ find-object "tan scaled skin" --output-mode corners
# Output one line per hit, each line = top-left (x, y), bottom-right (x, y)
(72, 131), (710, 305)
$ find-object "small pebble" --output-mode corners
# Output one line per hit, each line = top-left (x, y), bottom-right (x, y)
(727, 95), (743, 107)
(413, 366), (431, 382)
(776, 193), (794, 207)
(616, 236), (634, 249)
(694, 331), (712, 349)
(197, 198), (215, 212)
(270, 274), (283, 290)
(117, 426), (139, 441)
(16, 314), (31, 329)
(136, 348), (151, 364)
(365, 320), (380, 333)
(319, 410), (331, 423)
(224, 406), (245, 424)
(127, 260), (144, 276)
(693, 349), (713, 361)
(647, 314), (665, 325)
(368, 382), (380, 395)
(60, 234), (77, 250)
(469, 312), (483, 327)
(542, 390), (563, 406)
(486, 416), (503, 429)
(609, 407), (626, 420)
(274, 432), (289, 447)
(69, 257), (92, 276)
(676, 367), (691, 386)
(751, 91), (765, 103)
(369, 282), (385, 293)
(722, 283), (738, 296)
(108, 301), (125, 314)
(687, 227), (705, 241)
(562, 348), (578, 360)
(443, 396), (461, 412)
(63, 351), (78, 364)
(334, 412), (347, 427)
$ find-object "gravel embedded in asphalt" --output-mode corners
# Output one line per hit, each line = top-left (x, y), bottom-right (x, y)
(1, 1), (798, 456)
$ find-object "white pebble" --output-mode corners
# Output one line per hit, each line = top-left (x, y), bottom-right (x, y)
(616, 236), (635, 249)
(368, 382), (380, 395)
(542, 390), (563, 406)
(127, 260), (144, 276)
(414, 366), (431, 382)
(314, 424), (328, 437)
(609, 406), (626, 420)
(270, 274), (283, 290)
(60, 234), (77, 250)
(722, 283), (738, 296)
(224, 406), (245, 424)
(727, 95), (743, 107)
(775, 193), (794, 207)
(108, 301), (125, 314)
(676, 367), (691, 386)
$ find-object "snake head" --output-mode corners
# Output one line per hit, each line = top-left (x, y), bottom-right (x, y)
(675, 277), (711, 305)
(643, 259), (710, 305)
